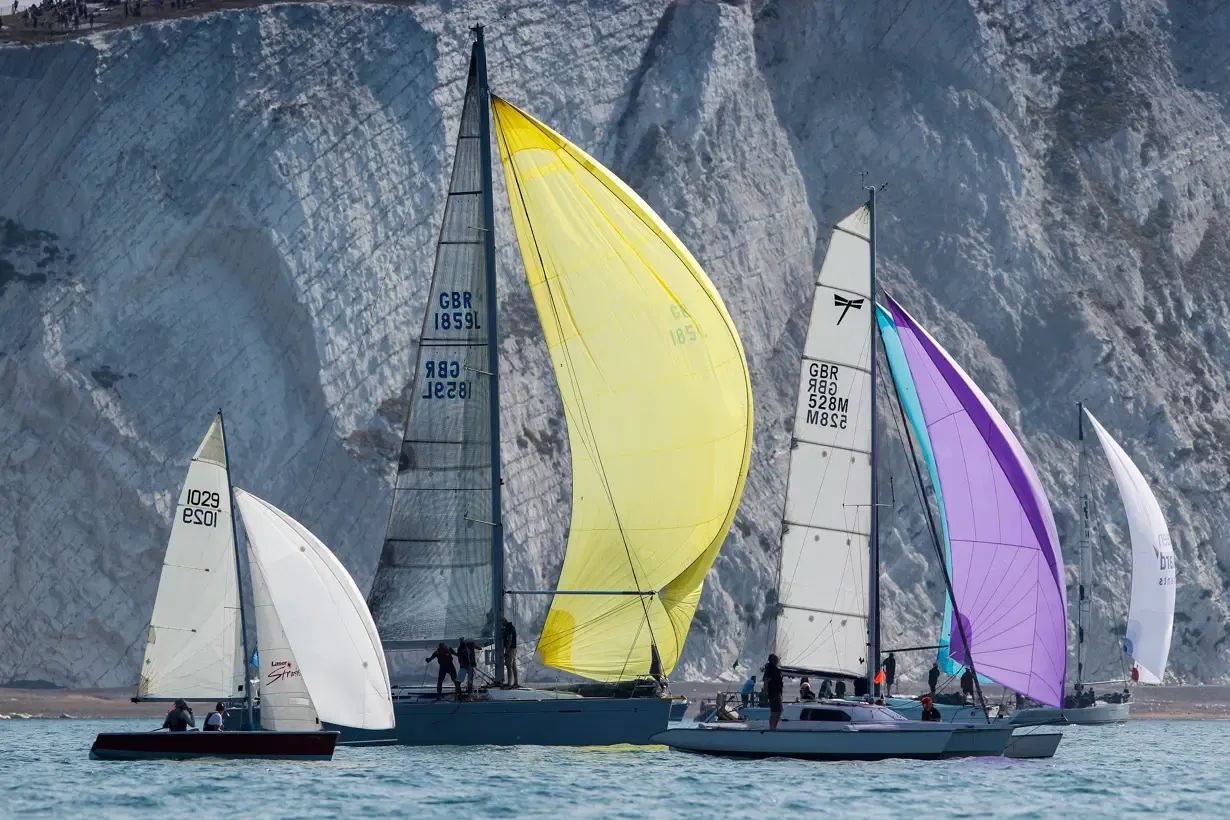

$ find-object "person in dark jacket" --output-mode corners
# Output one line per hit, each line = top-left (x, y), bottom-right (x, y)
(883, 653), (896, 697)
(502, 618), (519, 688)
(427, 642), (461, 698)
(161, 699), (195, 731)
(763, 654), (784, 731)
(834, 679), (847, 699)
(456, 637), (475, 699)
(920, 696), (943, 722)
(960, 667), (975, 703)
(928, 662), (941, 696)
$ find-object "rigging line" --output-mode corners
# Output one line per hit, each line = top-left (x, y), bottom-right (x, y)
(881, 339), (990, 720)
(493, 102), (662, 656)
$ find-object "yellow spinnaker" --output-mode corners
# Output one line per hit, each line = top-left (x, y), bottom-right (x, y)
(492, 96), (753, 681)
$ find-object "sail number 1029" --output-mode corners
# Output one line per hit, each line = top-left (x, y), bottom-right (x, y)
(182, 489), (221, 527)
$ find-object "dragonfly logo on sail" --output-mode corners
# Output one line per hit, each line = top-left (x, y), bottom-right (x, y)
(834, 295), (865, 325)
(267, 660), (302, 685)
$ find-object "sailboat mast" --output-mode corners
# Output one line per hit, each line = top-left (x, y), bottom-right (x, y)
(1076, 402), (1092, 691)
(218, 410), (254, 730)
(866, 185), (881, 696)
(474, 25), (506, 685)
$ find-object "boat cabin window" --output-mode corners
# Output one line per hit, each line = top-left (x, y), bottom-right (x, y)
(799, 708), (851, 722)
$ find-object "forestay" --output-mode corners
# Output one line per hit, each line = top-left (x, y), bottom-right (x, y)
(236, 489), (394, 731)
(772, 208), (874, 678)
(368, 52), (498, 649)
(493, 96), (754, 682)
(138, 415), (245, 701)
(1083, 410), (1176, 684)
(880, 295), (1067, 708)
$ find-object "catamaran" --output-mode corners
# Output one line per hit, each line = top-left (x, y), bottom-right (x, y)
(1012, 405), (1176, 726)
(360, 26), (753, 747)
(91, 413), (394, 760)
(657, 192), (1065, 760)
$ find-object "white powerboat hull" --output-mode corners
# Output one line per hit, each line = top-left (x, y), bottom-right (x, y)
(650, 724), (954, 761)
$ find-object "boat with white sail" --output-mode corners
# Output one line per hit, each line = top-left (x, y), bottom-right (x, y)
(659, 190), (1065, 760)
(91, 414), (393, 760)
(359, 26), (753, 747)
(1011, 406), (1175, 726)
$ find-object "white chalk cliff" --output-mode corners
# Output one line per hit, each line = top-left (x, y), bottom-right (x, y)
(1, 0), (1227, 688)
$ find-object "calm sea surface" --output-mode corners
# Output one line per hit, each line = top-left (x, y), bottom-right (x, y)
(0, 718), (1224, 818)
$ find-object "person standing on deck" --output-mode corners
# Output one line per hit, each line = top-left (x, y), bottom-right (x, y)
(739, 675), (756, 708)
(427, 642), (461, 699)
(161, 699), (195, 731)
(883, 653), (896, 697)
(502, 618), (519, 689)
(960, 667), (975, 704)
(763, 654), (784, 731)
(928, 662), (941, 696)
(456, 637), (474, 699)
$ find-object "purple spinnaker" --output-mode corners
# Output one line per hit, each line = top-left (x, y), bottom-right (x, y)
(883, 294), (1067, 707)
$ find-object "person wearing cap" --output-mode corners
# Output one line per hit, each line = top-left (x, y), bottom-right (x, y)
(920, 696), (943, 722)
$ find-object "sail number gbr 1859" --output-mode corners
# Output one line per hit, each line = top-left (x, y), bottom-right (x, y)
(422, 360), (471, 399)
(182, 489), (221, 527)
(432, 291), (481, 331)
(804, 362), (848, 429)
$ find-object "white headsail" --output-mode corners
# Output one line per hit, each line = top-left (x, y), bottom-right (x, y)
(138, 415), (245, 700)
(235, 489), (394, 731)
(1083, 410), (1176, 683)
(773, 207), (874, 676)
(249, 553), (318, 731)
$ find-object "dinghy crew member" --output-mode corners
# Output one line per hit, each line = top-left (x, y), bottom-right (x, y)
(883, 653), (897, 697)
(202, 703), (225, 732)
(502, 618), (519, 688)
(920, 696), (942, 722)
(161, 699), (195, 731)
(763, 654), (784, 731)
(427, 642), (461, 699)
(928, 662), (941, 696)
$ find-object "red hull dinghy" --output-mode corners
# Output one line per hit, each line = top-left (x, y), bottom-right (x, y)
(90, 730), (338, 761)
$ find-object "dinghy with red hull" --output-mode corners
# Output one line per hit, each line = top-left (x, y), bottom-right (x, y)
(90, 730), (338, 761)
(91, 417), (394, 760)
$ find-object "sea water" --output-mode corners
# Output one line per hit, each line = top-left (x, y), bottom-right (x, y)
(0, 718), (1224, 818)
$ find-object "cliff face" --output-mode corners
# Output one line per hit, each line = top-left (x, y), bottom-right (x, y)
(2, 0), (1227, 688)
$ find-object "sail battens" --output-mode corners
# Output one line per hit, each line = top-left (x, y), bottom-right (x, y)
(772, 207), (873, 679)
(1083, 410), (1175, 684)
(367, 52), (498, 647)
(137, 415), (245, 701)
(879, 294), (1067, 707)
(493, 95), (752, 682)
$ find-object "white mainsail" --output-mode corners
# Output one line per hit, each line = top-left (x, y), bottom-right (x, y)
(235, 489), (394, 731)
(773, 207), (874, 676)
(1083, 410), (1176, 684)
(138, 415), (245, 700)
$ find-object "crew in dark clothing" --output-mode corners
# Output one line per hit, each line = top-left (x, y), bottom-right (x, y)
(502, 618), (519, 688)
(427, 642), (461, 698)
(960, 667), (975, 703)
(763, 654), (784, 731)
(920, 696), (943, 722)
(799, 678), (815, 701)
(834, 679), (847, 699)
(928, 662), (941, 696)
(456, 637), (475, 699)
(883, 653), (896, 698)
(161, 699), (195, 731)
